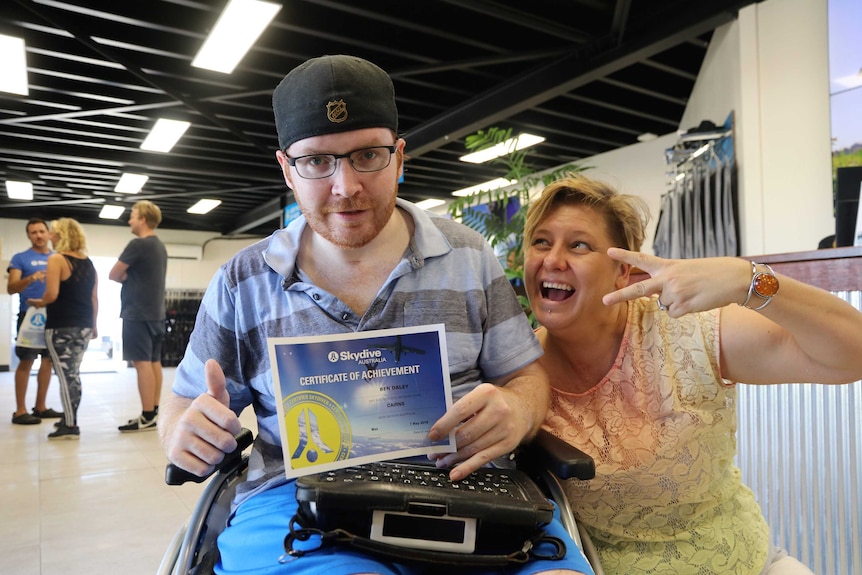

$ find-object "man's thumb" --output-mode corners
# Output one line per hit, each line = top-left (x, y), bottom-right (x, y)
(204, 359), (230, 407)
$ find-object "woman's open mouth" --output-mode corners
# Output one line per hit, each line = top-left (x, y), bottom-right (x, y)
(541, 281), (574, 302)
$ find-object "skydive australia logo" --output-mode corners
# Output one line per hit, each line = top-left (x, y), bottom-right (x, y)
(327, 348), (384, 364)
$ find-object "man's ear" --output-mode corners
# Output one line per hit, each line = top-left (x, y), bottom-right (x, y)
(275, 150), (293, 188)
(394, 138), (406, 181)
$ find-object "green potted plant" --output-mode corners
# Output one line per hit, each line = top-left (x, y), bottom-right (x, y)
(448, 127), (584, 319)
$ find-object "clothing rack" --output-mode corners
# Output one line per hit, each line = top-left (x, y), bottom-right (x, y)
(653, 114), (739, 259)
(163, 289), (205, 367)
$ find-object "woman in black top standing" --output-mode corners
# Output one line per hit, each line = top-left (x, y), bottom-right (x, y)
(28, 218), (98, 440)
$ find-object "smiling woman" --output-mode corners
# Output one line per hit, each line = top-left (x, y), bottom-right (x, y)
(523, 174), (862, 575)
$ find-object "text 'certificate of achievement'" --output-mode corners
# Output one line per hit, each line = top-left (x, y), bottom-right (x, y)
(268, 324), (456, 479)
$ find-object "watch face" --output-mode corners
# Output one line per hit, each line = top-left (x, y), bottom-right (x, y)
(753, 272), (779, 297)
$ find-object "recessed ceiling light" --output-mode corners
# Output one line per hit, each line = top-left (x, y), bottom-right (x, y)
(188, 199), (222, 214)
(99, 205), (126, 219)
(192, 0), (281, 74)
(414, 198), (446, 210)
(459, 134), (545, 164)
(0, 34), (28, 95)
(115, 173), (148, 194)
(452, 178), (516, 197)
(6, 180), (33, 200)
(141, 118), (191, 152)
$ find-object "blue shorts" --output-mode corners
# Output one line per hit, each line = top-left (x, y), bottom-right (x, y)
(216, 480), (593, 575)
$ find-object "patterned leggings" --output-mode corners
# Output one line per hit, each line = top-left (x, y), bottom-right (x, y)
(46, 327), (93, 427)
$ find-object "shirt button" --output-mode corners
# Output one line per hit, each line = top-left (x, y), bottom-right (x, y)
(341, 312), (349, 320)
(312, 293), (320, 300)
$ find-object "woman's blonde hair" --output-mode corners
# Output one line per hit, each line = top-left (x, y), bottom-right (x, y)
(51, 218), (88, 254)
(524, 175), (650, 253)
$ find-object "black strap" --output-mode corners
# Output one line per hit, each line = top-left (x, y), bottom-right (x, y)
(280, 514), (566, 568)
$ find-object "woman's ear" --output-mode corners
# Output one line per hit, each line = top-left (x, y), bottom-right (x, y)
(615, 260), (632, 290)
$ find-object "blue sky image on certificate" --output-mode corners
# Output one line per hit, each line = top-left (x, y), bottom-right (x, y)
(269, 325), (456, 477)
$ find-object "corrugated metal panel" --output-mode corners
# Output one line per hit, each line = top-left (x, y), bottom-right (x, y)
(737, 290), (862, 575)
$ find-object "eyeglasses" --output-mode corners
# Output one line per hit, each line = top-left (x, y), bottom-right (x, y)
(287, 145), (397, 179)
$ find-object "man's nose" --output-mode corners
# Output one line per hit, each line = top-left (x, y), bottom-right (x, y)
(329, 158), (362, 197)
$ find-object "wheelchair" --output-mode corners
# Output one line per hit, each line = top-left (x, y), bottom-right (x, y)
(158, 429), (604, 575)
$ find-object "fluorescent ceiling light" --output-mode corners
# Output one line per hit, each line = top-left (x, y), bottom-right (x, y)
(99, 205), (126, 219)
(637, 132), (658, 142)
(192, 0), (281, 74)
(459, 133), (545, 164)
(6, 180), (33, 200)
(114, 173), (149, 194)
(140, 118), (191, 152)
(188, 199), (222, 214)
(0, 34), (28, 95)
(452, 178), (516, 197)
(415, 198), (446, 210)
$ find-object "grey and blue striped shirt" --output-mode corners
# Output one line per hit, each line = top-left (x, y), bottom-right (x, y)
(172, 198), (543, 506)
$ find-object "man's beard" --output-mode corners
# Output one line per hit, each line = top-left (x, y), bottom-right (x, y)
(299, 184), (398, 249)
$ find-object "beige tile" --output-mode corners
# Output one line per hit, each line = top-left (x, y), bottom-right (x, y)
(0, 543), (40, 575)
(0, 365), (223, 575)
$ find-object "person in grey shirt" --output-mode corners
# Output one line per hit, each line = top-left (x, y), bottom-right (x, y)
(109, 199), (167, 432)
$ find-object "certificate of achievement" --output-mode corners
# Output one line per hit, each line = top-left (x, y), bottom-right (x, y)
(268, 324), (456, 479)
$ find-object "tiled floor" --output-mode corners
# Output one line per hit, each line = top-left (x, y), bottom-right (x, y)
(0, 353), (256, 575)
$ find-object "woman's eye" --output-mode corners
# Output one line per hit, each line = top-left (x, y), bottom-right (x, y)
(572, 241), (592, 253)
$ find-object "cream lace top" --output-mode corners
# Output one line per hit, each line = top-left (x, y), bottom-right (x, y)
(544, 297), (769, 574)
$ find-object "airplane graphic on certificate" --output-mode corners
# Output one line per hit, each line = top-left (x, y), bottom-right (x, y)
(268, 324), (456, 478)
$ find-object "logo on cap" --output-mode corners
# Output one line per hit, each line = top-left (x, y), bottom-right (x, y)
(326, 99), (347, 124)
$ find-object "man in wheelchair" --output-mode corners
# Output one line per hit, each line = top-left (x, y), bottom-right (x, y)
(159, 54), (593, 575)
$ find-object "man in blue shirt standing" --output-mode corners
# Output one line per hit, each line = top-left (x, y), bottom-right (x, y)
(7, 218), (61, 424)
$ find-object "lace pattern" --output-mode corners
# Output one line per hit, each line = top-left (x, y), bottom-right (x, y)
(544, 298), (769, 574)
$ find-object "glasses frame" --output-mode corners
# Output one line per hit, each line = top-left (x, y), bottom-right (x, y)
(286, 145), (397, 180)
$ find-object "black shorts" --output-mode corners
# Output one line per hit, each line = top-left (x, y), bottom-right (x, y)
(15, 311), (47, 361)
(122, 319), (165, 362)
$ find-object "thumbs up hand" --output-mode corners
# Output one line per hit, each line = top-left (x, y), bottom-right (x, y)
(161, 359), (243, 478)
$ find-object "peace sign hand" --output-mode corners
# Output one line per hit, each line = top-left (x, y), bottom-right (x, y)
(601, 247), (751, 317)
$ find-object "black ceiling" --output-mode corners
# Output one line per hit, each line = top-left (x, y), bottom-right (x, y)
(0, 0), (759, 237)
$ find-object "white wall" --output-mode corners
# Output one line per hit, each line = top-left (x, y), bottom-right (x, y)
(1, 218), (261, 288)
(0, 217), (262, 368)
(736, 0), (833, 255)
(566, 0), (834, 257)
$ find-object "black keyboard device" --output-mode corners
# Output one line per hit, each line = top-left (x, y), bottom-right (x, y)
(295, 461), (553, 554)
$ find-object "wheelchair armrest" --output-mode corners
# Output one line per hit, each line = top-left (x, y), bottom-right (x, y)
(516, 428), (596, 481)
(165, 428), (255, 486)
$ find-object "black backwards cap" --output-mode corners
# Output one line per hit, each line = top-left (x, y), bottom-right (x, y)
(273, 55), (398, 151)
